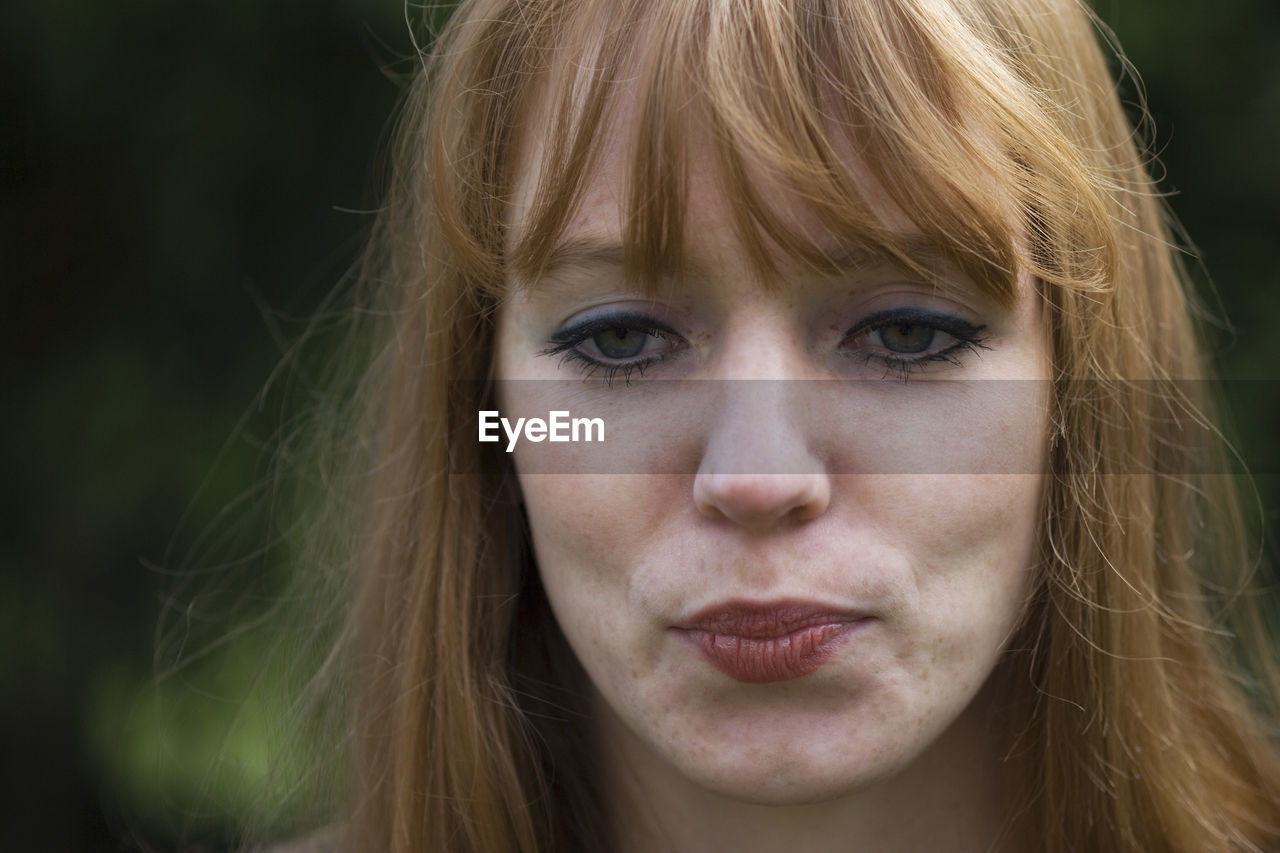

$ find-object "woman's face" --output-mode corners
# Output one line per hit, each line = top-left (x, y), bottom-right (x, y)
(495, 118), (1049, 807)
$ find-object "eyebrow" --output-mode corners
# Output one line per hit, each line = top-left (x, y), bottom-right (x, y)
(542, 236), (634, 277)
(531, 232), (959, 286)
(818, 236), (955, 276)
(536, 235), (710, 288)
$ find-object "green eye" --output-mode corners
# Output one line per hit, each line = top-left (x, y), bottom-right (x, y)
(841, 307), (989, 379)
(593, 326), (650, 359)
(878, 322), (936, 354)
(541, 312), (685, 387)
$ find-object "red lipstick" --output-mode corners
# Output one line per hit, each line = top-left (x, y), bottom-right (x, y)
(678, 600), (866, 684)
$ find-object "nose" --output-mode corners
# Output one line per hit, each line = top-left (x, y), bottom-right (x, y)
(694, 469), (831, 529)
(692, 382), (831, 531)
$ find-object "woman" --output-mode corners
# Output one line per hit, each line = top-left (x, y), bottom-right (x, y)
(285, 0), (1280, 849)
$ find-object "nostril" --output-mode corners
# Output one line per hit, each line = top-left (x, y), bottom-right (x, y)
(693, 471), (831, 530)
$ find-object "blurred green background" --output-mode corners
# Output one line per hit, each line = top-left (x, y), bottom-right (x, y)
(2, 1), (1278, 850)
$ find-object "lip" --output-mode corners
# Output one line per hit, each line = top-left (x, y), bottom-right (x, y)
(675, 599), (869, 684)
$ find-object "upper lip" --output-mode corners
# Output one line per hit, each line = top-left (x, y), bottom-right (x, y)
(678, 598), (868, 638)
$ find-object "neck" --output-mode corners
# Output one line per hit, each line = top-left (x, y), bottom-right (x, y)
(600, 691), (1016, 853)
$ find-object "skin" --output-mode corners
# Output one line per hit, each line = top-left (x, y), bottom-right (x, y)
(495, 103), (1050, 852)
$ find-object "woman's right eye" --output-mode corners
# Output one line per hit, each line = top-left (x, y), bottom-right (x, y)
(539, 313), (685, 386)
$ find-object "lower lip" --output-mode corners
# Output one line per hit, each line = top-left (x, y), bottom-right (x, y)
(682, 621), (863, 684)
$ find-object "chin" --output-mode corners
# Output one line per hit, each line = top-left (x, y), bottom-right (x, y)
(683, 754), (899, 807)
(665, 723), (919, 806)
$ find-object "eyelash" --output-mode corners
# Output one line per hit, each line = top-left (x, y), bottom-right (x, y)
(539, 313), (681, 387)
(841, 308), (990, 381)
(539, 308), (990, 385)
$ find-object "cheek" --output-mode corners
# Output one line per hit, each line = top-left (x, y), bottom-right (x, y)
(872, 472), (1042, 655)
(518, 473), (679, 619)
(909, 474), (1041, 564)
(518, 473), (696, 704)
(520, 475), (614, 561)
(520, 473), (675, 560)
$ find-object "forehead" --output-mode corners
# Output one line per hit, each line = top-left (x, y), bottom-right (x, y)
(513, 86), (912, 239)
(506, 71), (1014, 303)
(495, 0), (1032, 304)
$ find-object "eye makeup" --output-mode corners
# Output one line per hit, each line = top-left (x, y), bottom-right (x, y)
(840, 307), (990, 380)
(537, 302), (991, 386)
(539, 311), (687, 387)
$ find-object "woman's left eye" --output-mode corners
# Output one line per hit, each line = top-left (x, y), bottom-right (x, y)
(590, 326), (659, 360)
(843, 308), (989, 375)
(871, 320), (941, 354)
(540, 313), (684, 386)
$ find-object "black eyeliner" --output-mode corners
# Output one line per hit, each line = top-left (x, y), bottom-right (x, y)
(845, 307), (986, 341)
(537, 311), (681, 387)
(543, 312), (678, 351)
(843, 307), (991, 379)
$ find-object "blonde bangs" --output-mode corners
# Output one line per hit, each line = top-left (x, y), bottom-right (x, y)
(430, 0), (1123, 306)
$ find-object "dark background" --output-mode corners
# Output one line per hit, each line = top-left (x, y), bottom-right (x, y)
(3, 1), (1278, 850)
